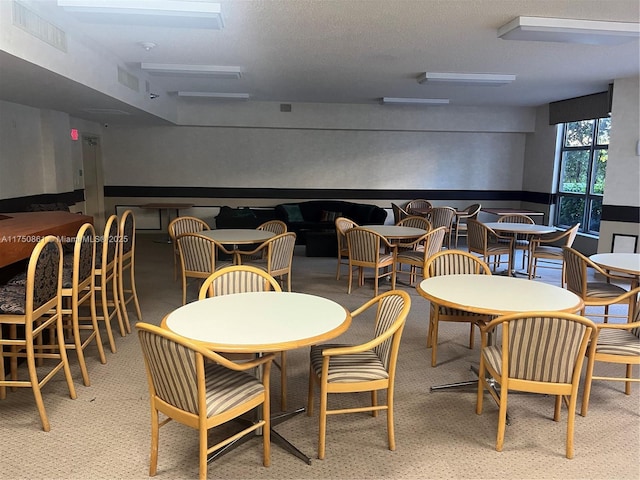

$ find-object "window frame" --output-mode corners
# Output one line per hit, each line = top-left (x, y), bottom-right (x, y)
(555, 117), (610, 235)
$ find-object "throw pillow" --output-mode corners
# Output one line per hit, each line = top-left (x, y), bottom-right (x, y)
(281, 204), (305, 222)
(320, 210), (342, 222)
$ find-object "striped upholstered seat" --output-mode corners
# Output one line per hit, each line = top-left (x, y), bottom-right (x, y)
(137, 323), (274, 480)
(476, 312), (596, 459)
(423, 249), (493, 367)
(581, 293), (640, 416)
(307, 290), (411, 460)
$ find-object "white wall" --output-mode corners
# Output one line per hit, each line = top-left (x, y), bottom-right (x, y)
(598, 75), (640, 252)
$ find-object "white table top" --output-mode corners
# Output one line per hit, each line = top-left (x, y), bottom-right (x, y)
(201, 229), (275, 244)
(484, 223), (555, 235)
(164, 291), (351, 353)
(417, 274), (583, 315)
(362, 225), (427, 239)
(589, 253), (640, 276)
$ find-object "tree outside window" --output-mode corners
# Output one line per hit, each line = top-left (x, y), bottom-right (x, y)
(556, 117), (609, 234)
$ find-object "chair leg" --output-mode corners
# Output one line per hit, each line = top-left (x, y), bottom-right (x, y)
(280, 351), (287, 411)
(198, 417), (207, 480)
(149, 406), (160, 476)
(26, 352), (50, 432)
(431, 317), (440, 367)
(387, 387), (396, 451)
(565, 394), (577, 459)
(468, 323), (475, 349)
(496, 389), (508, 452)
(318, 382), (328, 460)
(626, 364), (633, 395)
(307, 365), (315, 416)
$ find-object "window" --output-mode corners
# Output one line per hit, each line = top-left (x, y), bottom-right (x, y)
(556, 117), (610, 234)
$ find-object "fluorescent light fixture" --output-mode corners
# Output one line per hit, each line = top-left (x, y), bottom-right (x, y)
(418, 72), (516, 86)
(57, 0), (224, 29)
(141, 63), (241, 79)
(381, 97), (449, 105)
(498, 16), (640, 45)
(177, 92), (250, 100)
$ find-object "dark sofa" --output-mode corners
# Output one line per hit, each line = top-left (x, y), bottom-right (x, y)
(214, 201), (387, 256)
(275, 200), (387, 255)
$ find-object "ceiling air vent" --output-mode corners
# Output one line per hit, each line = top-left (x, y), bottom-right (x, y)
(117, 66), (140, 92)
(13, 1), (67, 52)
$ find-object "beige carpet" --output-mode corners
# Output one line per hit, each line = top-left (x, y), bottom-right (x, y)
(1, 234), (638, 480)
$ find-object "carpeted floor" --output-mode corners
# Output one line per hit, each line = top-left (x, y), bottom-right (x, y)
(1, 234), (638, 479)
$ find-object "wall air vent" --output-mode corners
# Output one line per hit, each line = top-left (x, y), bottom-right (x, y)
(12, 1), (67, 52)
(117, 66), (140, 92)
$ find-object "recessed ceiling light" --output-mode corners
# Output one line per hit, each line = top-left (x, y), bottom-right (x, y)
(497, 16), (640, 45)
(57, 0), (224, 29)
(381, 97), (450, 105)
(418, 72), (516, 86)
(177, 92), (250, 100)
(141, 63), (242, 79)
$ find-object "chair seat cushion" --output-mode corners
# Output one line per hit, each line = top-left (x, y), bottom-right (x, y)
(204, 363), (265, 416)
(586, 282), (629, 298)
(6, 271), (27, 287)
(397, 250), (422, 262)
(593, 329), (640, 356)
(533, 245), (562, 256)
(310, 344), (388, 382)
(0, 285), (27, 314)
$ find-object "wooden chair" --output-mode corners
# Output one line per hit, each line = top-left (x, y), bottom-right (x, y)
(405, 199), (432, 215)
(476, 311), (596, 459)
(391, 203), (409, 224)
(497, 213), (535, 269)
(335, 217), (358, 280)
(426, 206), (456, 249)
(345, 227), (397, 297)
(198, 265), (288, 411)
(423, 249), (493, 367)
(307, 290), (411, 459)
(168, 216), (210, 282)
(94, 214), (124, 353)
(137, 322), (274, 480)
(60, 222), (106, 386)
(467, 219), (514, 274)
(453, 203), (481, 248)
(176, 232), (234, 305)
(563, 247), (636, 323)
(117, 209), (142, 333)
(0, 236), (77, 431)
(257, 219), (287, 235)
(395, 215), (431, 230)
(581, 292), (640, 416)
(396, 226), (446, 285)
(528, 223), (580, 285)
(235, 232), (297, 292)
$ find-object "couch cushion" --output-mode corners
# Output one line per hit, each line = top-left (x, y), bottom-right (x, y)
(279, 204), (305, 222)
(320, 210), (342, 222)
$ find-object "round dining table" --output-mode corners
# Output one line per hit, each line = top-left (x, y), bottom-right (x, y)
(361, 224), (426, 240)
(484, 222), (556, 276)
(417, 274), (584, 393)
(163, 291), (351, 464)
(201, 228), (275, 245)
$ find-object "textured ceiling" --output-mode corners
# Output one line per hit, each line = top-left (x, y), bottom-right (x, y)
(1, 0), (638, 124)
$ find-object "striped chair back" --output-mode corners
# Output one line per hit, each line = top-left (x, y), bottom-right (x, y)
(257, 220), (287, 235)
(372, 292), (410, 370)
(138, 328), (200, 414)
(177, 233), (221, 276)
(169, 216), (209, 240)
(497, 214), (534, 224)
(483, 313), (595, 384)
(562, 247), (589, 297)
(426, 249), (491, 277)
(396, 215), (431, 230)
(265, 232), (296, 275)
(346, 227), (386, 264)
(199, 265), (282, 299)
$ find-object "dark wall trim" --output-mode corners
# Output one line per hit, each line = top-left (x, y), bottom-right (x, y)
(104, 186), (537, 202)
(602, 205), (640, 223)
(0, 190), (84, 213)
